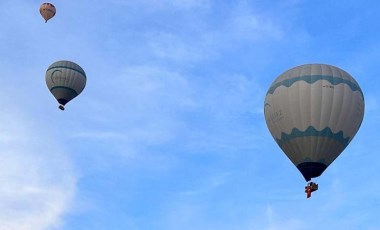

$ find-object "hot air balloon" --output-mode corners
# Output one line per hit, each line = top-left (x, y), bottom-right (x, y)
(39, 3), (56, 23)
(264, 64), (364, 197)
(45, 60), (87, 110)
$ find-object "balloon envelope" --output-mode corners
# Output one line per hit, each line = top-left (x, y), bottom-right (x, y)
(264, 64), (364, 181)
(39, 3), (56, 22)
(45, 60), (86, 110)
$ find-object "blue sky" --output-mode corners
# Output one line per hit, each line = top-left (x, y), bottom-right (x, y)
(1, 0), (380, 229)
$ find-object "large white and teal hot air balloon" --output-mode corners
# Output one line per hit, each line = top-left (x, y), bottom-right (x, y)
(264, 64), (364, 182)
(45, 60), (86, 110)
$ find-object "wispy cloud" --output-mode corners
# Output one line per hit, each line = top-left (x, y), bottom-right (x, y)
(227, 1), (284, 41)
(0, 88), (76, 230)
(261, 205), (305, 230)
(74, 63), (267, 156)
(109, 0), (210, 10)
(178, 172), (230, 196)
(146, 31), (210, 63)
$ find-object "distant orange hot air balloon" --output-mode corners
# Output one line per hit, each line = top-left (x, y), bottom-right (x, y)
(39, 3), (56, 23)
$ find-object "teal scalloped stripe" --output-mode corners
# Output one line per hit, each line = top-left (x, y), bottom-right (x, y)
(276, 126), (350, 148)
(266, 75), (363, 98)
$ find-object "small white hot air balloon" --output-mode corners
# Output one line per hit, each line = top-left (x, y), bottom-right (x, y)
(264, 64), (364, 197)
(45, 60), (87, 110)
(39, 3), (56, 23)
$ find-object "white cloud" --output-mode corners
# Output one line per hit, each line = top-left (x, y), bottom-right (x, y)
(62, 64), (195, 175)
(225, 1), (283, 42)
(156, 0), (210, 9)
(178, 172), (230, 196)
(78, 64), (194, 143)
(231, 12), (282, 41)
(262, 205), (305, 230)
(77, 65), (266, 155)
(147, 31), (208, 63)
(110, 0), (210, 10)
(0, 88), (76, 230)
